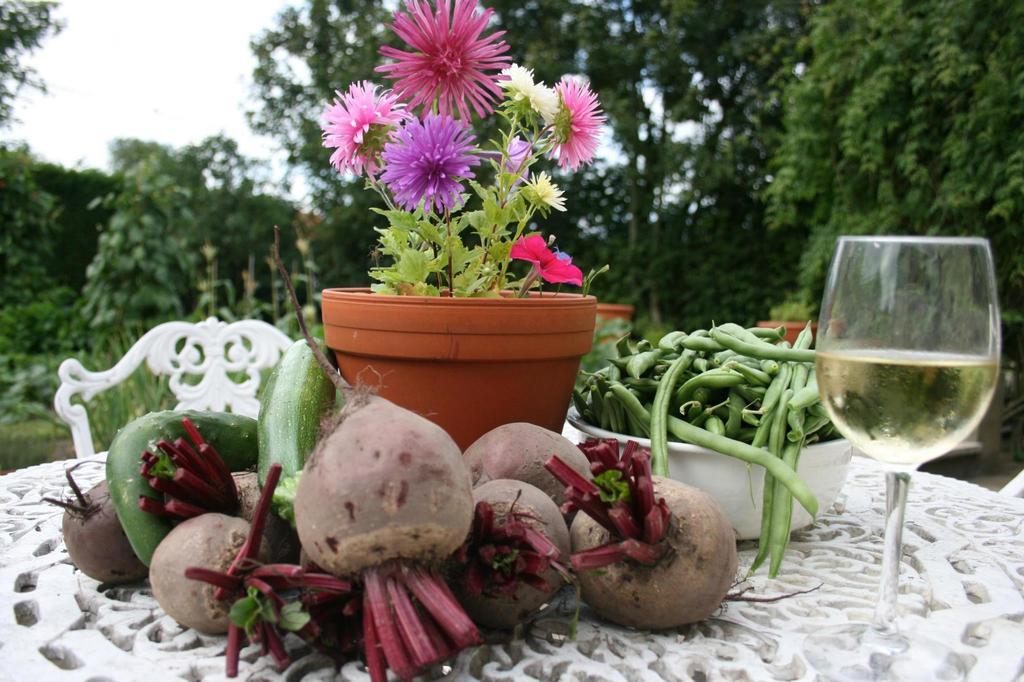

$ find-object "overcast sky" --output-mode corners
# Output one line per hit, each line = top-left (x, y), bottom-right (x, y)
(7, 0), (295, 182)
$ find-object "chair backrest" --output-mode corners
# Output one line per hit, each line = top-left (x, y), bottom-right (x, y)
(54, 317), (293, 459)
(999, 469), (1024, 498)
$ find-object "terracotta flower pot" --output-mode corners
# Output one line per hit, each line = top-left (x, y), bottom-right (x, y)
(756, 320), (818, 346)
(321, 288), (597, 449)
(595, 303), (635, 323)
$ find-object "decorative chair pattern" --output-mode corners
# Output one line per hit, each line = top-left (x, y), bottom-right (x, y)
(54, 317), (293, 459)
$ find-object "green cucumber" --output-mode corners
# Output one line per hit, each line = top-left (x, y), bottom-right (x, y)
(106, 410), (258, 566)
(257, 340), (337, 485)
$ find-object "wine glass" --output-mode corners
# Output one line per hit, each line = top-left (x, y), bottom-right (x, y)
(804, 236), (1000, 680)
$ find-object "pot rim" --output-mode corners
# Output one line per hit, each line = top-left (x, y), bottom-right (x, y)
(322, 287), (597, 309)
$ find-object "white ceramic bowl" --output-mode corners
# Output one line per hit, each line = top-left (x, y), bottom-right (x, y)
(567, 411), (852, 540)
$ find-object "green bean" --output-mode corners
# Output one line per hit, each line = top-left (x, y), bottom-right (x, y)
(709, 327), (816, 363)
(649, 350), (695, 477)
(681, 336), (725, 353)
(789, 379), (820, 411)
(623, 377), (661, 395)
(724, 361), (772, 386)
(571, 387), (589, 418)
(760, 359), (781, 376)
(741, 408), (763, 427)
(768, 440), (803, 578)
(749, 472), (775, 575)
(749, 325), (786, 340)
(733, 385), (767, 403)
(711, 350), (738, 367)
(675, 368), (744, 404)
(737, 427), (758, 443)
(636, 339), (653, 352)
(792, 322), (814, 351)
(759, 363), (793, 415)
(602, 387), (618, 430)
(716, 323), (767, 345)
(725, 392), (744, 438)
(797, 414), (832, 442)
(626, 349), (664, 379)
(704, 415), (726, 436)
(769, 388), (793, 457)
(609, 383), (653, 436)
(692, 356), (711, 372)
(615, 335), (633, 358)
(751, 407), (774, 448)
(588, 384), (606, 428)
(664, 416), (817, 516)
(657, 330), (688, 352)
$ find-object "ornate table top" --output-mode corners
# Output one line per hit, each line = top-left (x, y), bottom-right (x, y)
(1, 456), (1022, 681)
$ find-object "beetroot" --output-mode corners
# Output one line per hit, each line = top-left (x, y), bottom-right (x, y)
(463, 422), (591, 513)
(149, 513), (265, 633)
(453, 479), (570, 630)
(48, 473), (146, 584)
(294, 396), (481, 682)
(547, 439), (738, 629)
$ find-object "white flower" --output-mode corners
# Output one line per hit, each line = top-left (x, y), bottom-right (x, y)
(500, 64), (559, 124)
(527, 171), (566, 212)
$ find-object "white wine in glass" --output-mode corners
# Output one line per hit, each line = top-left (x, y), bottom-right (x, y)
(805, 236), (1000, 681)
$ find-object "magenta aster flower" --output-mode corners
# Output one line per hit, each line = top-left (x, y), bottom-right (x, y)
(510, 234), (583, 286)
(322, 82), (407, 176)
(380, 113), (480, 212)
(550, 78), (605, 171)
(376, 0), (511, 121)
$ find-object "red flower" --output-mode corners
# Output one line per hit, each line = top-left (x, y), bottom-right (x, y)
(510, 235), (583, 286)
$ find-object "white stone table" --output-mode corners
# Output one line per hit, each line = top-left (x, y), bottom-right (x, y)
(1, 456), (1023, 681)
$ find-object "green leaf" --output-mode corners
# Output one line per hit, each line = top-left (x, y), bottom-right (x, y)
(593, 469), (632, 504)
(278, 602), (311, 632)
(228, 595), (261, 632)
(395, 248), (435, 283)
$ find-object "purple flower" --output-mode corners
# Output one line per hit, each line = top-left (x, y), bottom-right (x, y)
(505, 136), (531, 183)
(381, 114), (480, 212)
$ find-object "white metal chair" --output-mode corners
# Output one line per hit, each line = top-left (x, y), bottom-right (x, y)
(999, 469), (1024, 497)
(54, 317), (293, 459)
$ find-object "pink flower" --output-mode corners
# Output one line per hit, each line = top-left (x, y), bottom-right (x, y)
(322, 82), (407, 176)
(510, 235), (583, 286)
(550, 78), (605, 171)
(376, 0), (511, 121)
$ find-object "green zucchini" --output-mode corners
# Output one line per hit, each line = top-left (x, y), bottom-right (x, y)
(106, 410), (258, 566)
(257, 340), (337, 485)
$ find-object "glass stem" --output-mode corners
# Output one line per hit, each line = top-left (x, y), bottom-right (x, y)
(871, 470), (911, 634)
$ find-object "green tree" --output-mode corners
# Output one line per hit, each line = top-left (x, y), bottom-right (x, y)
(767, 0), (1024, 369)
(108, 135), (298, 305)
(81, 158), (198, 327)
(0, 0), (61, 126)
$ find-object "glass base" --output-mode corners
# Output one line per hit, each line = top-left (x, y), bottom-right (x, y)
(803, 623), (967, 681)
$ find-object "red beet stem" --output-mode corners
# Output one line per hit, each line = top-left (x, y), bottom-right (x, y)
(545, 455), (602, 496)
(566, 490), (616, 532)
(216, 463), (282, 600)
(250, 564), (305, 581)
(643, 503), (669, 544)
(181, 417), (205, 445)
(362, 596), (388, 682)
(608, 505), (642, 539)
(155, 439), (192, 470)
(137, 496), (173, 517)
(401, 565), (481, 649)
(571, 538), (663, 570)
(163, 498), (207, 519)
(198, 442), (238, 499)
(172, 467), (235, 510)
(225, 623), (242, 677)
(248, 577), (286, 611)
(620, 538), (664, 564)
(184, 566), (242, 590)
(174, 437), (224, 492)
(572, 543), (629, 570)
(147, 473), (221, 510)
(365, 568), (417, 681)
(419, 612), (453, 662)
(520, 525), (561, 559)
(386, 572), (440, 669)
(262, 621), (290, 669)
